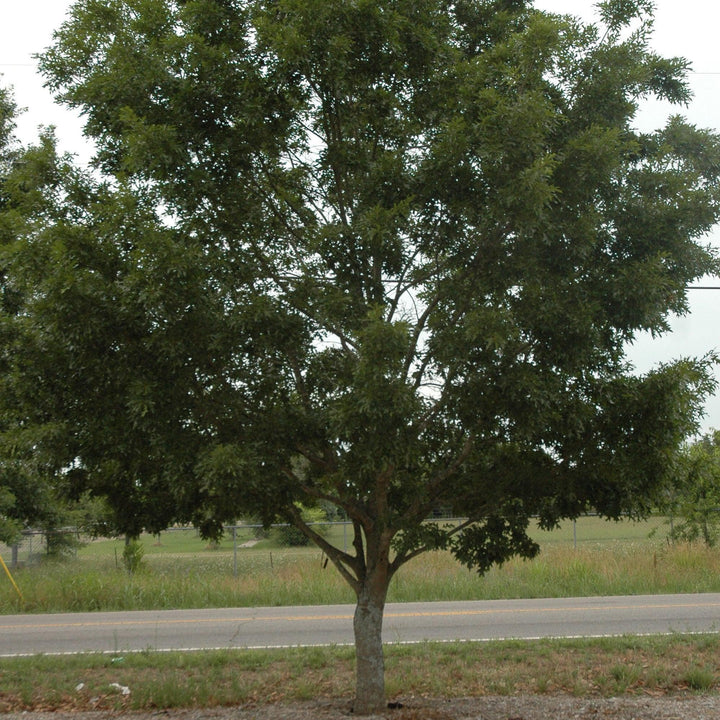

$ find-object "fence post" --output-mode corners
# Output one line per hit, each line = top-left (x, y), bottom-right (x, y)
(233, 526), (238, 577)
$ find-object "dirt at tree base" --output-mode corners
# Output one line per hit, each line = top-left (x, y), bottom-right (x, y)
(2, 695), (720, 720)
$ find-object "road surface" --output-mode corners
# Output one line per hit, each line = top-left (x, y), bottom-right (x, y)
(1, 594), (719, 657)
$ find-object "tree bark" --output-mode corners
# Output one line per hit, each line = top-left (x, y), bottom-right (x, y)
(352, 581), (388, 715)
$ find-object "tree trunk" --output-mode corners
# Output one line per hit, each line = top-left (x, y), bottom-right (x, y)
(353, 580), (389, 714)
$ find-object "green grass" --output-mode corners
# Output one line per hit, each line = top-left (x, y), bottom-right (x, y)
(76, 522), (354, 558)
(70, 515), (669, 560)
(1, 635), (719, 713)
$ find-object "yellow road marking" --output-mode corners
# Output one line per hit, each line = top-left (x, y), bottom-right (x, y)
(2, 601), (719, 631)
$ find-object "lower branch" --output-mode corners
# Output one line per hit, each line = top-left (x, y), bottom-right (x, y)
(390, 516), (476, 574)
(285, 505), (362, 594)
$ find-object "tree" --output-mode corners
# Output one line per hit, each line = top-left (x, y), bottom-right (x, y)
(0, 87), (25, 546)
(0, 87), (68, 546)
(0, 130), (233, 541)
(2, 0), (720, 712)
(669, 430), (720, 547)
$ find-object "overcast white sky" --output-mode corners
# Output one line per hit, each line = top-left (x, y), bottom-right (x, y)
(1, 0), (719, 433)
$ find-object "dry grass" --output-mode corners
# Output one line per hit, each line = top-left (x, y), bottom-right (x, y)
(1, 635), (719, 713)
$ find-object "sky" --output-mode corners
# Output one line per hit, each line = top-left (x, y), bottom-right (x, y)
(1, 0), (719, 433)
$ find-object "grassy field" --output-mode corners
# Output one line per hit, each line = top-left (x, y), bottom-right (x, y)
(3, 515), (720, 614)
(1, 634), (719, 712)
(74, 514), (675, 557)
(2, 517), (720, 714)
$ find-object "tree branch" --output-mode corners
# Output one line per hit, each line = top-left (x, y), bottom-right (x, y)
(390, 517), (476, 573)
(285, 504), (362, 594)
(399, 434), (475, 530)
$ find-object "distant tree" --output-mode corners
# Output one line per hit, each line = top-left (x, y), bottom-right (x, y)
(669, 431), (720, 547)
(0, 87), (63, 545)
(2, 0), (720, 712)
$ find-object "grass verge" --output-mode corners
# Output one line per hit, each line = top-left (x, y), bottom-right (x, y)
(1, 634), (719, 713)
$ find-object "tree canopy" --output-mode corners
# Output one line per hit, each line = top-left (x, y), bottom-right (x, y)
(0, 88), (70, 545)
(2, 0), (720, 712)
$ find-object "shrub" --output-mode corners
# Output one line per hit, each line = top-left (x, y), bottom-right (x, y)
(122, 539), (146, 574)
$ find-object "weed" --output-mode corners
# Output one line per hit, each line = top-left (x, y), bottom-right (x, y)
(122, 540), (146, 575)
(608, 663), (642, 692)
(534, 676), (549, 693)
(684, 666), (716, 691)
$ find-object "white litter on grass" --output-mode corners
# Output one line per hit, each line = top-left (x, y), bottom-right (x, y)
(109, 682), (131, 696)
(75, 683), (85, 692)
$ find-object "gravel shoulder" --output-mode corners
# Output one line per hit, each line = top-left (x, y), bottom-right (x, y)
(2, 695), (720, 720)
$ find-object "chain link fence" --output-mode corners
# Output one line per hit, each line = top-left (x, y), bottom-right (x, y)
(1, 515), (670, 571)
(0, 522), (347, 570)
(0, 528), (83, 568)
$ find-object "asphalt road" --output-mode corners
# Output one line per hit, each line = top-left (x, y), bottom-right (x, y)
(2, 593), (719, 657)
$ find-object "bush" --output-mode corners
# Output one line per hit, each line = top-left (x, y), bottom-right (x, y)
(271, 506), (329, 547)
(272, 524), (311, 546)
(122, 539), (146, 574)
(45, 529), (82, 559)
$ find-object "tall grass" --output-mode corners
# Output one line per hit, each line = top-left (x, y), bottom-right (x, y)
(389, 541), (720, 601)
(3, 531), (720, 614)
(0, 551), (355, 613)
